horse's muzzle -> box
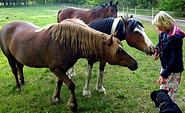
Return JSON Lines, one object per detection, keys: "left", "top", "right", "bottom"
{"left": 149, "top": 46, "right": 155, "bottom": 54}
{"left": 129, "top": 61, "right": 138, "bottom": 71}
{"left": 145, "top": 46, "right": 155, "bottom": 56}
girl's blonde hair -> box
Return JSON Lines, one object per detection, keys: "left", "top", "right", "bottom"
{"left": 152, "top": 11, "right": 175, "bottom": 30}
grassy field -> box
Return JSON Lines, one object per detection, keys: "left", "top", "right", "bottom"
{"left": 0, "top": 6, "right": 185, "bottom": 113}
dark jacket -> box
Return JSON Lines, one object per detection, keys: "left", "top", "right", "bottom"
{"left": 155, "top": 25, "right": 184, "bottom": 78}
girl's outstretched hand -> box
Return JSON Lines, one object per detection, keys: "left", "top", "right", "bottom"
{"left": 153, "top": 52, "right": 158, "bottom": 61}
{"left": 157, "top": 75, "right": 165, "bottom": 85}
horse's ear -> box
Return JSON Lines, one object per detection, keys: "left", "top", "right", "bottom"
{"left": 130, "top": 15, "right": 134, "bottom": 18}
{"left": 115, "top": 1, "right": 118, "bottom": 5}
{"left": 121, "top": 16, "right": 129, "bottom": 26}
{"left": 113, "top": 30, "right": 118, "bottom": 37}
{"left": 106, "top": 36, "right": 113, "bottom": 46}
{"left": 110, "top": 1, "right": 113, "bottom": 6}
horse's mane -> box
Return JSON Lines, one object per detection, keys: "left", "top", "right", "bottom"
{"left": 90, "top": 18, "right": 143, "bottom": 34}
{"left": 89, "top": 18, "right": 126, "bottom": 41}
{"left": 89, "top": 18, "right": 115, "bottom": 34}
{"left": 89, "top": 18, "right": 145, "bottom": 41}
{"left": 92, "top": 4, "right": 108, "bottom": 10}
{"left": 128, "top": 19, "right": 144, "bottom": 32}
{"left": 45, "top": 19, "right": 119, "bottom": 58}
{"left": 92, "top": 2, "right": 117, "bottom": 10}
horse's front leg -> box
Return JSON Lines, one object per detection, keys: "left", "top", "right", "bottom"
{"left": 51, "top": 68, "right": 78, "bottom": 112}
{"left": 83, "top": 60, "right": 94, "bottom": 98}
{"left": 96, "top": 61, "right": 106, "bottom": 94}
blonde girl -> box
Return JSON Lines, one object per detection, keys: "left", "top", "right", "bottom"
{"left": 152, "top": 11, "right": 185, "bottom": 101}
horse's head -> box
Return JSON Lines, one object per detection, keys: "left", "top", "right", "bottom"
{"left": 104, "top": 36, "right": 138, "bottom": 71}
{"left": 104, "top": 1, "right": 118, "bottom": 18}
{"left": 121, "top": 17, "right": 155, "bottom": 55}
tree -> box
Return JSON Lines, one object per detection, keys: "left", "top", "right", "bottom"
{"left": 158, "top": 0, "right": 185, "bottom": 12}
{"left": 136, "top": 0, "right": 159, "bottom": 8}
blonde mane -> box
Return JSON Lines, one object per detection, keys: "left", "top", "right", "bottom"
{"left": 46, "top": 19, "right": 119, "bottom": 58}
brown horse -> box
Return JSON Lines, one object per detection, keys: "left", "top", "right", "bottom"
{"left": 68, "top": 17, "right": 155, "bottom": 97}
{"left": 57, "top": 1, "right": 118, "bottom": 24}
{"left": 0, "top": 19, "right": 137, "bottom": 112}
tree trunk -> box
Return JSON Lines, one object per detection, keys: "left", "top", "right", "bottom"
{"left": 3, "top": 0, "right": 6, "bottom": 6}
{"left": 24, "top": 0, "right": 26, "bottom": 5}
{"left": 7, "top": 1, "right": 10, "bottom": 6}
{"left": 15, "top": 0, "right": 17, "bottom": 5}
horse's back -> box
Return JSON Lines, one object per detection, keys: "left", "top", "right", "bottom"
{"left": 58, "top": 7, "right": 85, "bottom": 23}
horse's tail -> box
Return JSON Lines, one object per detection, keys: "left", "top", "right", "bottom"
{"left": 57, "top": 10, "right": 62, "bottom": 23}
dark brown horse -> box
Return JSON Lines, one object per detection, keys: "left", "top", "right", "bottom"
{"left": 57, "top": 1, "right": 118, "bottom": 24}
{"left": 0, "top": 19, "right": 137, "bottom": 112}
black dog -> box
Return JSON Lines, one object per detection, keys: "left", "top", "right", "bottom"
{"left": 150, "top": 89, "right": 182, "bottom": 113}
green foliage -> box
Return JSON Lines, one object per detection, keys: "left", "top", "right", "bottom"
{"left": 158, "top": 0, "right": 185, "bottom": 12}
{"left": 0, "top": 0, "right": 185, "bottom": 13}
{"left": 0, "top": 6, "right": 185, "bottom": 113}
{"left": 36, "top": 0, "right": 44, "bottom": 4}
{"left": 84, "top": 0, "right": 109, "bottom": 6}
{"left": 136, "top": 0, "right": 159, "bottom": 8}
{"left": 84, "top": 0, "right": 96, "bottom": 5}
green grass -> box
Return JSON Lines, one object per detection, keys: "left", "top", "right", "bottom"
{"left": 0, "top": 6, "right": 185, "bottom": 113}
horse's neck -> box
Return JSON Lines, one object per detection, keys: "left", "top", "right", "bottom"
{"left": 90, "top": 18, "right": 126, "bottom": 41}
{"left": 89, "top": 7, "right": 106, "bottom": 18}
{"left": 79, "top": 36, "right": 106, "bottom": 60}
{"left": 115, "top": 20, "right": 126, "bottom": 41}
{"left": 80, "top": 43, "right": 105, "bottom": 60}
{"left": 89, "top": 19, "right": 114, "bottom": 35}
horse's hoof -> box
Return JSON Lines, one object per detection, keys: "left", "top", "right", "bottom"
{"left": 53, "top": 96, "right": 60, "bottom": 102}
{"left": 68, "top": 101, "right": 78, "bottom": 112}
{"left": 16, "top": 87, "right": 21, "bottom": 92}
{"left": 96, "top": 86, "right": 106, "bottom": 94}
{"left": 21, "top": 80, "right": 25, "bottom": 85}
{"left": 82, "top": 90, "right": 91, "bottom": 98}
{"left": 20, "top": 80, "right": 25, "bottom": 85}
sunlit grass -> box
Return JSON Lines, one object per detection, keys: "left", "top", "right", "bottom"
{"left": 0, "top": 6, "right": 185, "bottom": 113}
